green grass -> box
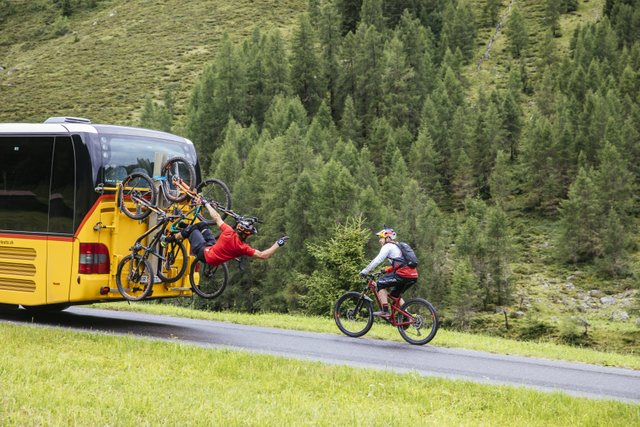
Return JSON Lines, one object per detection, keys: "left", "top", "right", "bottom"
{"left": 1, "top": 322, "right": 638, "bottom": 426}
{"left": 93, "top": 302, "right": 640, "bottom": 370}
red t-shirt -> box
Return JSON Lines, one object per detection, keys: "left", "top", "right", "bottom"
{"left": 203, "top": 223, "right": 256, "bottom": 266}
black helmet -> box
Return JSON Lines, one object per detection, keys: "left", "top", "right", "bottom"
{"left": 235, "top": 219, "right": 257, "bottom": 236}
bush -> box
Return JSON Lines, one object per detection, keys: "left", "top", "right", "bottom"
{"left": 300, "top": 217, "right": 369, "bottom": 315}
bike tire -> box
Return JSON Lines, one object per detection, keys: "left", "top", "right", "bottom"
{"left": 161, "top": 157, "right": 196, "bottom": 203}
{"left": 396, "top": 298, "right": 439, "bottom": 345}
{"left": 334, "top": 291, "right": 374, "bottom": 338}
{"left": 119, "top": 172, "right": 157, "bottom": 220}
{"left": 116, "top": 254, "right": 154, "bottom": 301}
{"left": 195, "top": 178, "right": 232, "bottom": 220}
{"left": 189, "top": 258, "right": 229, "bottom": 299}
{"left": 155, "top": 238, "right": 188, "bottom": 283}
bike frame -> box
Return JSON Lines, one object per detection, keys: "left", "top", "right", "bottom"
{"left": 364, "top": 277, "right": 415, "bottom": 328}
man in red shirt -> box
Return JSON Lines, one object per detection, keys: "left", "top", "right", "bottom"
{"left": 168, "top": 200, "right": 288, "bottom": 265}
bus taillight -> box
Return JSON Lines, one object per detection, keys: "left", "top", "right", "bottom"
{"left": 79, "top": 243, "right": 110, "bottom": 274}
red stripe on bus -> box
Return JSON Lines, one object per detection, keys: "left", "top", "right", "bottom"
{"left": 0, "top": 233, "right": 73, "bottom": 242}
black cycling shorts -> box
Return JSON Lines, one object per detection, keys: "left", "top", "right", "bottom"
{"left": 377, "top": 272, "right": 416, "bottom": 297}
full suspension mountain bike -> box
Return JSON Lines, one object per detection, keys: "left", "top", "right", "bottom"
{"left": 334, "top": 273, "right": 439, "bottom": 345}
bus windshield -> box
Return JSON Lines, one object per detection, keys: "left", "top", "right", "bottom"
{"left": 100, "top": 134, "right": 196, "bottom": 184}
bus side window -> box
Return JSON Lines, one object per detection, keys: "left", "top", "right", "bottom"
{"left": 49, "top": 136, "right": 75, "bottom": 234}
{"left": 0, "top": 136, "right": 53, "bottom": 233}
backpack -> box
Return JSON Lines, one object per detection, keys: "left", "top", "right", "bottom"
{"left": 393, "top": 242, "right": 418, "bottom": 268}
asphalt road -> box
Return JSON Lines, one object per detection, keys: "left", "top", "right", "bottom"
{"left": 1, "top": 305, "right": 639, "bottom": 403}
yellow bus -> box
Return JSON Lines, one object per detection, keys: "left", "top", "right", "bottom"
{"left": 0, "top": 117, "right": 200, "bottom": 310}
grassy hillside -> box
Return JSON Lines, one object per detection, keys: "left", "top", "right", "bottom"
{"left": 0, "top": 0, "right": 305, "bottom": 124}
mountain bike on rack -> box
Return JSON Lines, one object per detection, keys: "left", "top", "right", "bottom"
{"left": 118, "top": 156, "right": 198, "bottom": 220}
{"left": 334, "top": 273, "right": 439, "bottom": 345}
{"left": 115, "top": 199, "right": 187, "bottom": 301}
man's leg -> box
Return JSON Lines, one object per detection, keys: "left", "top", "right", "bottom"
{"left": 375, "top": 273, "right": 400, "bottom": 318}
{"left": 186, "top": 229, "right": 208, "bottom": 261}
{"left": 201, "top": 227, "right": 217, "bottom": 245}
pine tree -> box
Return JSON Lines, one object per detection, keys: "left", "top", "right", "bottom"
{"left": 262, "top": 29, "right": 292, "bottom": 101}
{"left": 415, "top": 198, "right": 451, "bottom": 306}
{"left": 396, "top": 10, "right": 436, "bottom": 131}
{"left": 318, "top": 1, "right": 343, "bottom": 118}
{"left": 558, "top": 167, "right": 602, "bottom": 263}
{"left": 489, "top": 150, "right": 512, "bottom": 208}
{"left": 594, "top": 142, "right": 636, "bottom": 220}
{"left": 439, "top": 0, "right": 477, "bottom": 63}
{"left": 484, "top": 205, "right": 512, "bottom": 306}
{"left": 506, "top": 7, "right": 528, "bottom": 59}
{"left": 545, "top": 0, "right": 561, "bottom": 37}
{"left": 263, "top": 95, "right": 309, "bottom": 137}
{"left": 359, "top": 0, "right": 385, "bottom": 31}
{"left": 598, "top": 207, "right": 630, "bottom": 276}
{"left": 339, "top": 95, "right": 363, "bottom": 146}
{"left": 353, "top": 24, "right": 385, "bottom": 129}
{"left": 380, "top": 34, "right": 418, "bottom": 129}
{"left": 335, "top": 0, "right": 363, "bottom": 35}
{"left": 448, "top": 255, "right": 482, "bottom": 329}
{"left": 290, "top": 13, "right": 326, "bottom": 115}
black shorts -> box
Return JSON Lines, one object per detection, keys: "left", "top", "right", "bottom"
{"left": 376, "top": 272, "right": 416, "bottom": 297}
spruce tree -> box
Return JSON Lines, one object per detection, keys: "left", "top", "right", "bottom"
{"left": 359, "top": 0, "right": 385, "bottom": 31}
{"left": 381, "top": 34, "right": 418, "bottom": 129}
{"left": 558, "top": 167, "right": 602, "bottom": 263}
{"left": 290, "top": 13, "right": 326, "bottom": 116}
{"left": 339, "top": 95, "right": 363, "bottom": 146}
{"left": 318, "top": 1, "right": 343, "bottom": 118}
{"left": 506, "top": 7, "right": 528, "bottom": 59}
{"left": 485, "top": 205, "right": 512, "bottom": 306}
{"left": 489, "top": 150, "right": 512, "bottom": 208}
{"left": 416, "top": 198, "right": 451, "bottom": 306}
{"left": 449, "top": 252, "right": 482, "bottom": 329}
{"left": 598, "top": 207, "right": 630, "bottom": 276}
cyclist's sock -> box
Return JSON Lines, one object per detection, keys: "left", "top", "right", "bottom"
{"left": 382, "top": 304, "right": 389, "bottom": 313}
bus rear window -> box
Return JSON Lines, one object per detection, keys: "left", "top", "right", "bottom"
{"left": 100, "top": 135, "right": 195, "bottom": 184}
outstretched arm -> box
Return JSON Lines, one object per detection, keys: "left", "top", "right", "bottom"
{"left": 253, "top": 236, "right": 289, "bottom": 260}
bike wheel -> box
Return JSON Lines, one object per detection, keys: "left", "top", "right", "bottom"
{"left": 196, "top": 178, "right": 232, "bottom": 220}
{"left": 119, "top": 172, "right": 157, "bottom": 220}
{"left": 116, "top": 254, "right": 154, "bottom": 301}
{"left": 396, "top": 298, "right": 439, "bottom": 345}
{"left": 161, "top": 156, "right": 196, "bottom": 203}
{"left": 155, "top": 238, "right": 187, "bottom": 283}
{"left": 189, "top": 258, "right": 228, "bottom": 299}
{"left": 334, "top": 291, "right": 373, "bottom": 338}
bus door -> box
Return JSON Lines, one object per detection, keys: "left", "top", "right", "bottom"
{"left": 0, "top": 135, "right": 54, "bottom": 305}
{"left": 46, "top": 135, "right": 76, "bottom": 304}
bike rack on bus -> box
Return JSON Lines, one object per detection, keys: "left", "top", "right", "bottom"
{"left": 92, "top": 157, "right": 195, "bottom": 299}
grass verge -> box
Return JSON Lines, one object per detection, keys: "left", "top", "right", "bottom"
{"left": 93, "top": 302, "right": 640, "bottom": 370}
{"left": 1, "top": 322, "right": 638, "bottom": 426}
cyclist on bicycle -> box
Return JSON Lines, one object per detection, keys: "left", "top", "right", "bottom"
{"left": 166, "top": 200, "right": 288, "bottom": 265}
{"left": 359, "top": 227, "right": 418, "bottom": 318}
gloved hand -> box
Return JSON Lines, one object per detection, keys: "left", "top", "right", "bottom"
{"left": 359, "top": 271, "right": 368, "bottom": 278}
{"left": 277, "top": 236, "right": 289, "bottom": 247}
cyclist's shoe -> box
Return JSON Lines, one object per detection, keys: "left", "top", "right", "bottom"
{"left": 373, "top": 310, "right": 391, "bottom": 319}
